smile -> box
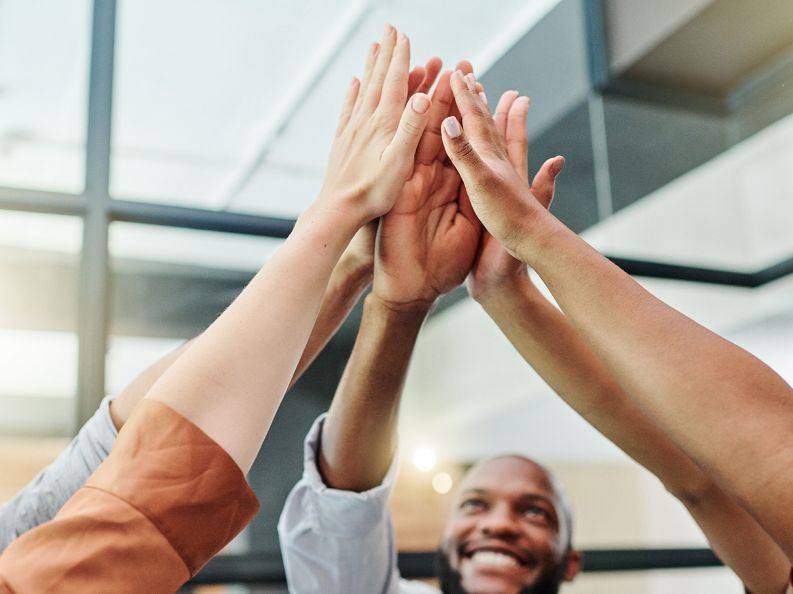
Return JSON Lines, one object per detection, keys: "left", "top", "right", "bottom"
{"left": 470, "top": 550, "right": 522, "bottom": 568}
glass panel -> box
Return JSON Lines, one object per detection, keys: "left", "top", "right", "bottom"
{"left": 583, "top": 109, "right": 793, "bottom": 273}
{"left": 106, "top": 221, "right": 283, "bottom": 398}
{"left": 0, "top": 0, "right": 92, "bottom": 193}
{"left": 0, "top": 210, "right": 82, "bottom": 436}
{"left": 110, "top": 0, "right": 561, "bottom": 216}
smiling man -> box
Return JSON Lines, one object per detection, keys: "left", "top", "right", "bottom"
{"left": 438, "top": 457, "right": 580, "bottom": 594}
{"left": 277, "top": 63, "right": 574, "bottom": 593}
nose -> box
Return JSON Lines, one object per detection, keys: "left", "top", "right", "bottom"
{"left": 478, "top": 501, "right": 520, "bottom": 540}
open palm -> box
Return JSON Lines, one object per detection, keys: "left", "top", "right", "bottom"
{"left": 374, "top": 65, "right": 482, "bottom": 308}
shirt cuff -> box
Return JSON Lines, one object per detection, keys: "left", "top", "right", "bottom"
{"left": 298, "top": 413, "right": 400, "bottom": 537}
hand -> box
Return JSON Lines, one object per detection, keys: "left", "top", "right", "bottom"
{"left": 373, "top": 62, "right": 482, "bottom": 310}
{"left": 441, "top": 71, "right": 560, "bottom": 261}
{"left": 465, "top": 91, "right": 564, "bottom": 302}
{"left": 315, "top": 25, "right": 432, "bottom": 226}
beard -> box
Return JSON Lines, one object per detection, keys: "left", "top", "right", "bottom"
{"left": 436, "top": 549, "right": 568, "bottom": 594}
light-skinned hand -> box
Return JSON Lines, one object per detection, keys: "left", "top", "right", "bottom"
{"left": 315, "top": 25, "right": 433, "bottom": 227}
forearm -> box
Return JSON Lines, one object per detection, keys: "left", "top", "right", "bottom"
{"left": 319, "top": 294, "right": 430, "bottom": 491}
{"left": 480, "top": 275, "right": 791, "bottom": 593}
{"left": 145, "top": 205, "right": 362, "bottom": 474}
{"left": 289, "top": 255, "right": 372, "bottom": 389}
{"left": 519, "top": 212, "right": 793, "bottom": 555}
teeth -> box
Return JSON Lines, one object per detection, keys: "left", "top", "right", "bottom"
{"left": 471, "top": 551, "right": 519, "bottom": 568}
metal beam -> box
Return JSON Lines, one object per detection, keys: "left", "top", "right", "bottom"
{"left": 110, "top": 199, "right": 295, "bottom": 238}
{"left": 0, "top": 187, "right": 87, "bottom": 217}
{"left": 186, "top": 548, "right": 724, "bottom": 585}
{"left": 76, "top": 0, "right": 116, "bottom": 430}
{"left": 608, "top": 255, "right": 793, "bottom": 288}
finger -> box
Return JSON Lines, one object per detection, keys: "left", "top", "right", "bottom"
{"left": 354, "top": 41, "right": 380, "bottom": 116}
{"left": 381, "top": 93, "right": 432, "bottom": 174}
{"left": 506, "top": 96, "right": 530, "bottom": 183}
{"left": 441, "top": 115, "right": 491, "bottom": 191}
{"left": 362, "top": 25, "right": 399, "bottom": 112}
{"left": 335, "top": 76, "right": 360, "bottom": 137}
{"left": 493, "top": 90, "right": 520, "bottom": 136}
{"left": 463, "top": 73, "right": 492, "bottom": 117}
{"left": 530, "top": 156, "right": 565, "bottom": 210}
{"left": 378, "top": 31, "right": 411, "bottom": 115}
{"left": 474, "top": 82, "right": 491, "bottom": 115}
{"left": 407, "top": 65, "right": 426, "bottom": 97}
{"left": 447, "top": 62, "right": 472, "bottom": 125}
{"left": 415, "top": 70, "right": 454, "bottom": 165}
{"left": 455, "top": 60, "right": 473, "bottom": 76}
{"left": 417, "top": 57, "right": 442, "bottom": 95}
{"left": 450, "top": 70, "right": 492, "bottom": 145}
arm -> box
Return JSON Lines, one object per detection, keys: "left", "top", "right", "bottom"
{"left": 442, "top": 71, "right": 793, "bottom": 567}
{"left": 468, "top": 94, "right": 791, "bottom": 594}
{"left": 319, "top": 63, "right": 482, "bottom": 492}
{"left": 279, "top": 61, "right": 481, "bottom": 594}
{"left": 0, "top": 50, "right": 445, "bottom": 557}
{"left": 0, "top": 26, "right": 432, "bottom": 589}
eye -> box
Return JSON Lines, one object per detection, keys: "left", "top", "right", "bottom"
{"left": 523, "top": 505, "right": 551, "bottom": 523}
{"left": 459, "top": 498, "right": 487, "bottom": 513}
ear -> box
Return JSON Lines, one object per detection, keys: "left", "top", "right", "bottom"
{"left": 563, "top": 549, "right": 583, "bottom": 582}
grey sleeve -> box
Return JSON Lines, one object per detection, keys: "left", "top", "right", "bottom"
{"left": 0, "top": 395, "right": 118, "bottom": 553}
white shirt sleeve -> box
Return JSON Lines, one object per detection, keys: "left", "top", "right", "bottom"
{"left": 278, "top": 414, "right": 439, "bottom": 594}
{"left": 0, "top": 395, "right": 118, "bottom": 553}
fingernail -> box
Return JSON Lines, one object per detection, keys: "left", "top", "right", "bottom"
{"left": 397, "top": 32, "right": 407, "bottom": 44}
{"left": 552, "top": 156, "right": 565, "bottom": 176}
{"left": 465, "top": 73, "right": 476, "bottom": 86}
{"left": 455, "top": 70, "right": 466, "bottom": 83}
{"left": 349, "top": 76, "right": 358, "bottom": 87}
{"left": 479, "top": 92, "right": 487, "bottom": 105}
{"left": 383, "top": 24, "right": 392, "bottom": 37}
{"left": 412, "top": 94, "right": 430, "bottom": 114}
{"left": 369, "top": 42, "right": 379, "bottom": 56}
{"left": 443, "top": 117, "right": 462, "bottom": 138}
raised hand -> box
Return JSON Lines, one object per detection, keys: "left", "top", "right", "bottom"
{"left": 315, "top": 25, "right": 432, "bottom": 227}
{"left": 465, "top": 90, "right": 564, "bottom": 303}
{"left": 441, "top": 71, "right": 558, "bottom": 263}
{"left": 373, "top": 62, "right": 482, "bottom": 309}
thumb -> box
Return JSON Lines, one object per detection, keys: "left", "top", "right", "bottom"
{"left": 441, "top": 116, "right": 490, "bottom": 185}
{"left": 382, "top": 93, "right": 431, "bottom": 169}
{"left": 530, "top": 156, "right": 565, "bottom": 210}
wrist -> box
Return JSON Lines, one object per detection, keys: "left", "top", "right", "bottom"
{"left": 364, "top": 292, "right": 433, "bottom": 327}
{"left": 477, "top": 271, "right": 541, "bottom": 315}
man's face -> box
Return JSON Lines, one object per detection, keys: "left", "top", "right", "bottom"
{"left": 440, "top": 457, "right": 579, "bottom": 594}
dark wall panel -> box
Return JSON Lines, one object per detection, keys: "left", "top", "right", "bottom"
{"left": 480, "top": 0, "right": 591, "bottom": 141}
{"left": 528, "top": 101, "right": 600, "bottom": 233}
{"left": 604, "top": 96, "right": 727, "bottom": 213}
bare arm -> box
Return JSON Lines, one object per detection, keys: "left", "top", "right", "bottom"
{"left": 461, "top": 91, "right": 788, "bottom": 594}
{"left": 319, "top": 63, "right": 482, "bottom": 491}
{"left": 443, "top": 70, "right": 793, "bottom": 567}
{"left": 142, "top": 27, "right": 432, "bottom": 474}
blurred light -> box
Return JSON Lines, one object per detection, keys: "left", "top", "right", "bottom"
{"left": 432, "top": 472, "right": 453, "bottom": 494}
{"left": 413, "top": 447, "right": 436, "bottom": 471}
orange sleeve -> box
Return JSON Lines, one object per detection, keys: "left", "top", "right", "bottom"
{"left": 0, "top": 399, "right": 260, "bottom": 594}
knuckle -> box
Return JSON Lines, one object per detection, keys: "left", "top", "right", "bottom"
{"left": 400, "top": 115, "right": 423, "bottom": 137}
